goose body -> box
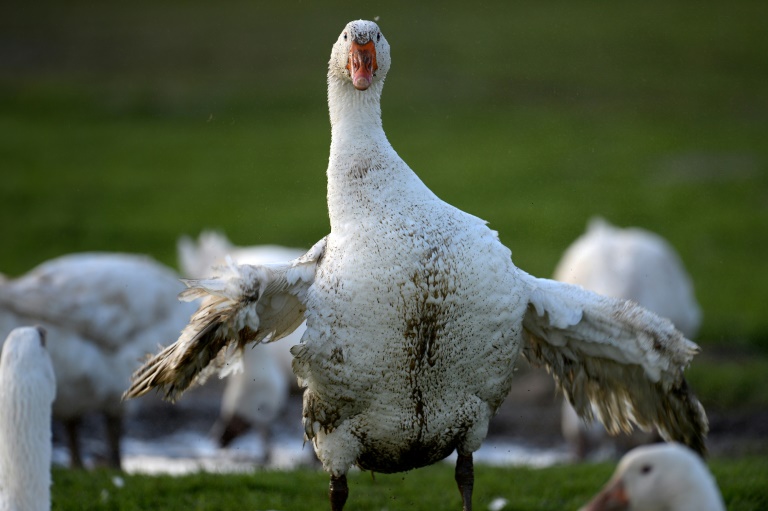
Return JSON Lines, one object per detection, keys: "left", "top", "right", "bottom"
{"left": 580, "top": 443, "right": 725, "bottom": 511}
{"left": 553, "top": 218, "right": 701, "bottom": 338}
{"left": 0, "top": 253, "right": 198, "bottom": 468}
{"left": 126, "top": 20, "right": 707, "bottom": 510}
{"left": 0, "top": 327, "right": 56, "bottom": 511}
{"left": 178, "top": 231, "right": 302, "bottom": 456}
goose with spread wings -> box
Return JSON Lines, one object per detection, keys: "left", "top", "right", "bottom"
{"left": 125, "top": 19, "right": 707, "bottom": 511}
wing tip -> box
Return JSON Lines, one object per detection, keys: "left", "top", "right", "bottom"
{"left": 658, "top": 376, "right": 709, "bottom": 457}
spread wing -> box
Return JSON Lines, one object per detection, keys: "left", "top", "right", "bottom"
{"left": 520, "top": 273, "right": 708, "bottom": 455}
{"left": 124, "top": 237, "right": 326, "bottom": 402}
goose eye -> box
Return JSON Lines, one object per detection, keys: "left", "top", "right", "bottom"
{"left": 640, "top": 464, "right": 653, "bottom": 475}
{"left": 377, "top": 32, "right": 381, "bottom": 42}
{"left": 343, "top": 32, "right": 347, "bottom": 41}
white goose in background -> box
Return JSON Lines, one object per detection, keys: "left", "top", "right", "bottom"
{"left": 554, "top": 218, "right": 702, "bottom": 461}
{"left": 0, "top": 327, "right": 56, "bottom": 511}
{"left": 580, "top": 443, "right": 725, "bottom": 511}
{"left": 178, "top": 231, "right": 304, "bottom": 460}
{"left": 0, "top": 253, "right": 198, "bottom": 469}
{"left": 125, "top": 20, "right": 708, "bottom": 511}
{"left": 553, "top": 218, "right": 701, "bottom": 338}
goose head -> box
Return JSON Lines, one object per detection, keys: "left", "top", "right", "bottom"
{"left": 1, "top": 326, "right": 56, "bottom": 393}
{"left": 328, "top": 20, "right": 391, "bottom": 92}
{"left": 2, "top": 327, "right": 45, "bottom": 366}
{"left": 580, "top": 443, "right": 724, "bottom": 511}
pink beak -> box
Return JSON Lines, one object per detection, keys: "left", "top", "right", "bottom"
{"left": 580, "top": 478, "right": 629, "bottom": 511}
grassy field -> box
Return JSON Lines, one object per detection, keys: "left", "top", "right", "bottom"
{"left": 4, "top": 2, "right": 768, "bottom": 411}
{"left": 3, "top": 1, "right": 768, "bottom": 506}
{"left": 2, "top": 1, "right": 767, "bottom": 350}
{"left": 51, "top": 458, "right": 768, "bottom": 510}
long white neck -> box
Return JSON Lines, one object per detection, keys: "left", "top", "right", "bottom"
{"left": 0, "top": 367, "right": 53, "bottom": 511}
{"left": 327, "top": 73, "right": 384, "bottom": 134}
{"left": 325, "top": 72, "right": 435, "bottom": 232}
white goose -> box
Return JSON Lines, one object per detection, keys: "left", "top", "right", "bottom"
{"left": 0, "top": 327, "right": 56, "bottom": 511}
{"left": 555, "top": 218, "right": 702, "bottom": 461}
{"left": 580, "top": 443, "right": 725, "bottom": 511}
{"left": 0, "top": 253, "right": 198, "bottom": 469}
{"left": 178, "top": 231, "right": 302, "bottom": 458}
{"left": 553, "top": 218, "right": 701, "bottom": 339}
{"left": 125, "top": 20, "right": 708, "bottom": 511}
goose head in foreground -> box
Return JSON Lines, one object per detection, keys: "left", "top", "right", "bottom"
{"left": 0, "top": 326, "right": 56, "bottom": 511}
{"left": 125, "top": 20, "right": 707, "bottom": 511}
{"left": 580, "top": 443, "right": 725, "bottom": 511}
{"left": 328, "top": 19, "right": 390, "bottom": 93}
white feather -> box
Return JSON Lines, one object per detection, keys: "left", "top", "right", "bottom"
{"left": 580, "top": 443, "right": 725, "bottom": 511}
{"left": 553, "top": 218, "right": 703, "bottom": 459}
{"left": 553, "top": 218, "right": 701, "bottom": 338}
{"left": 177, "top": 231, "right": 303, "bottom": 452}
{"left": 0, "top": 253, "right": 198, "bottom": 468}
{"left": 126, "top": 20, "right": 708, "bottom": 509}
{"left": 0, "top": 327, "right": 56, "bottom": 511}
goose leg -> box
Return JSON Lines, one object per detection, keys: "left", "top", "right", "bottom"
{"left": 455, "top": 452, "right": 474, "bottom": 511}
{"left": 64, "top": 417, "right": 84, "bottom": 469}
{"left": 329, "top": 474, "right": 349, "bottom": 511}
{"left": 104, "top": 411, "right": 123, "bottom": 469}
{"left": 259, "top": 423, "right": 273, "bottom": 466}
{"left": 212, "top": 413, "right": 251, "bottom": 448}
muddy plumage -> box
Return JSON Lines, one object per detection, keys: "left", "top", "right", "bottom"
{"left": 125, "top": 20, "right": 707, "bottom": 511}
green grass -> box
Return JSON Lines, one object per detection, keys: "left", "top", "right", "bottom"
{"left": 686, "top": 354, "right": 768, "bottom": 410}
{"left": 3, "top": 1, "right": 766, "bottom": 351}
{"left": 3, "top": 1, "right": 768, "bottom": 415}
{"left": 3, "top": 4, "right": 766, "bottom": 507}
{"left": 51, "top": 457, "right": 768, "bottom": 510}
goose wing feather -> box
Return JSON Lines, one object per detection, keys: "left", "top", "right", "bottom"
{"left": 521, "top": 273, "right": 708, "bottom": 455}
{"left": 124, "top": 237, "right": 326, "bottom": 402}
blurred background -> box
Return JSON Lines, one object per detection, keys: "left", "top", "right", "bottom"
{"left": 2, "top": 0, "right": 767, "bottom": 459}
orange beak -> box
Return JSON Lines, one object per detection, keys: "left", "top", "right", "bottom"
{"left": 579, "top": 479, "right": 629, "bottom": 511}
{"left": 347, "top": 40, "right": 378, "bottom": 91}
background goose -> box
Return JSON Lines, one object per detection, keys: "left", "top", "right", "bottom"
{"left": 178, "top": 231, "right": 303, "bottom": 460}
{"left": 580, "top": 443, "right": 725, "bottom": 511}
{"left": 126, "top": 20, "right": 707, "bottom": 511}
{"left": 0, "top": 326, "right": 56, "bottom": 511}
{"left": 553, "top": 218, "right": 701, "bottom": 338}
{"left": 554, "top": 218, "right": 702, "bottom": 461}
{"left": 0, "top": 253, "right": 198, "bottom": 469}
